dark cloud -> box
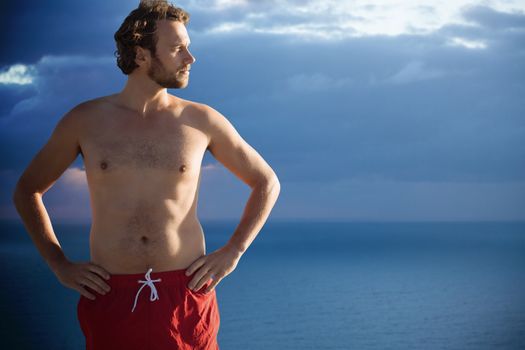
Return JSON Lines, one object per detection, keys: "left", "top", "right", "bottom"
{"left": 1, "top": 0, "right": 524, "bottom": 220}
{"left": 1, "top": 0, "right": 133, "bottom": 66}
{"left": 0, "top": 55, "right": 123, "bottom": 171}
{"left": 0, "top": 85, "right": 36, "bottom": 117}
{"left": 462, "top": 5, "right": 525, "bottom": 29}
{"left": 435, "top": 5, "right": 525, "bottom": 54}
{"left": 188, "top": 25, "right": 525, "bottom": 184}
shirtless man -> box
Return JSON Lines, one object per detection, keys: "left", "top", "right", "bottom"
{"left": 12, "top": 1, "right": 280, "bottom": 349}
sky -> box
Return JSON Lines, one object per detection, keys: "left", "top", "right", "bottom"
{"left": 0, "top": 0, "right": 524, "bottom": 223}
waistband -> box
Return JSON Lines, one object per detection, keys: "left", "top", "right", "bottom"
{"left": 107, "top": 267, "right": 192, "bottom": 288}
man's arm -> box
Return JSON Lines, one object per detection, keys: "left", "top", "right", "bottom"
{"left": 204, "top": 104, "right": 280, "bottom": 254}
{"left": 181, "top": 104, "right": 281, "bottom": 292}
{"left": 12, "top": 106, "right": 82, "bottom": 273}
{"left": 12, "top": 104, "right": 111, "bottom": 300}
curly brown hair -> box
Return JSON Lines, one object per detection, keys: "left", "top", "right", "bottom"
{"left": 114, "top": 0, "right": 190, "bottom": 75}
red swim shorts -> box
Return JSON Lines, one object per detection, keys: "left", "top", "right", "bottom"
{"left": 77, "top": 267, "right": 220, "bottom": 350}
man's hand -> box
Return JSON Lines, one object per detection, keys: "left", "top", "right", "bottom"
{"left": 53, "top": 260, "right": 112, "bottom": 300}
{"left": 185, "top": 244, "right": 243, "bottom": 293}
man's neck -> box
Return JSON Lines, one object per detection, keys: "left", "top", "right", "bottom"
{"left": 115, "top": 75, "right": 173, "bottom": 117}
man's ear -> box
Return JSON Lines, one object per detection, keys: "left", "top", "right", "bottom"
{"left": 134, "top": 46, "right": 149, "bottom": 67}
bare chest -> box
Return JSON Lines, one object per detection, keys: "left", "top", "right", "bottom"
{"left": 78, "top": 109, "right": 209, "bottom": 183}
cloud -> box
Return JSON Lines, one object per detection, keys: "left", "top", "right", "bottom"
{"left": 186, "top": 0, "right": 249, "bottom": 11}
{"left": 446, "top": 37, "right": 487, "bottom": 49}
{"left": 205, "top": 21, "right": 252, "bottom": 34}
{"left": 462, "top": 4, "right": 525, "bottom": 30}
{"left": 1, "top": 0, "right": 524, "bottom": 221}
{"left": 0, "top": 54, "right": 122, "bottom": 177}
{"left": 0, "top": 54, "right": 119, "bottom": 130}
{"left": 202, "top": 163, "right": 221, "bottom": 171}
{"left": 286, "top": 73, "right": 352, "bottom": 92}
{"left": 279, "top": 177, "right": 525, "bottom": 221}
{"left": 60, "top": 167, "right": 88, "bottom": 188}
{"left": 0, "top": 64, "right": 37, "bottom": 85}
{"left": 384, "top": 61, "right": 446, "bottom": 85}
{"left": 184, "top": 0, "right": 525, "bottom": 42}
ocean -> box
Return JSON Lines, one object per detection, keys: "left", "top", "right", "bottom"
{"left": 1, "top": 220, "right": 524, "bottom": 349}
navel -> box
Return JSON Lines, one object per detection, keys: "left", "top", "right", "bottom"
{"left": 140, "top": 236, "right": 149, "bottom": 244}
{"left": 179, "top": 164, "right": 187, "bottom": 172}
{"left": 100, "top": 161, "right": 108, "bottom": 170}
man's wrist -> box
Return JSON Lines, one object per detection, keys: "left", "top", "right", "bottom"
{"left": 48, "top": 254, "right": 70, "bottom": 274}
{"left": 225, "top": 241, "right": 246, "bottom": 256}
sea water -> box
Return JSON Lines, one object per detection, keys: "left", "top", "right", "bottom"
{"left": 1, "top": 220, "right": 524, "bottom": 350}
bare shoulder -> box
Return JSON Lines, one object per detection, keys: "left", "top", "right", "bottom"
{"left": 177, "top": 99, "right": 232, "bottom": 135}
{"left": 171, "top": 96, "right": 210, "bottom": 117}
{"left": 62, "top": 96, "right": 108, "bottom": 122}
{"left": 74, "top": 95, "right": 115, "bottom": 114}
{"left": 51, "top": 101, "right": 90, "bottom": 134}
{"left": 170, "top": 95, "right": 220, "bottom": 120}
{"left": 59, "top": 95, "right": 119, "bottom": 133}
{"left": 171, "top": 95, "right": 232, "bottom": 145}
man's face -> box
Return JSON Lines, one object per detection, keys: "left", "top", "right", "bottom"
{"left": 146, "top": 20, "right": 195, "bottom": 89}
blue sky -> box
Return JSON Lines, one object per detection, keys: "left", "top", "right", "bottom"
{"left": 1, "top": 0, "right": 524, "bottom": 222}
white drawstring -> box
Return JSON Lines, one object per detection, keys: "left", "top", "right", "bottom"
{"left": 131, "top": 268, "right": 162, "bottom": 313}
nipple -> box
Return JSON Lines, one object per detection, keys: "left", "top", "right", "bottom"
{"left": 100, "top": 161, "right": 108, "bottom": 170}
{"left": 179, "top": 164, "right": 187, "bottom": 172}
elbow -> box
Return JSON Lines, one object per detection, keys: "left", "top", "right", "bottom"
{"left": 12, "top": 182, "right": 25, "bottom": 205}
{"left": 271, "top": 176, "right": 281, "bottom": 192}
{"left": 12, "top": 180, "right": 36, "bottom": 205}
{"left": 260, "top": 174, "right": 280, "bottom": 193}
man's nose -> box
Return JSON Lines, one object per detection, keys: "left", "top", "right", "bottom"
{"left": 185, "top": 51, "right": 196, "bottom": 65}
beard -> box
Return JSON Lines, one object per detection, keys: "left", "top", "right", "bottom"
{"left": 147, "top": 55, "right": 188, "bottom": 89}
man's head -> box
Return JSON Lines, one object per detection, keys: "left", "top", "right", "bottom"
{"left": 114, "top": 0, "right": 195, "bottom": 89}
